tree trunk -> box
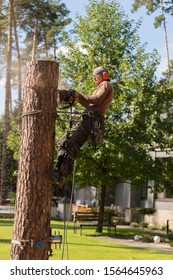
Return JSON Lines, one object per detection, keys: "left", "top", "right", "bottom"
{"left": 53, "top": 34, "right": 56, "bottom": 60}
{"left": 96, "top": 184, "right": 106, "bottom": 233}
{"left": 0, "top": 0, "right": 13, "bottom": 205}
{"left": 160, "top": 0, "right": 170, "bottom": 80}
{"left": 32, "top": 19, "right": 38, "bottom": 61}
{"left": 10, "top": 60, "right": 59, "bottom": 260}
{"left": 43, "top": 26, "right": 48, "bottom": 58}
{"left": 12, "top": 6, "right": 22, "bottom": 119}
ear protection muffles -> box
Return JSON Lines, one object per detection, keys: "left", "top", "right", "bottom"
{"left": 102, "top": 71, "right": 109, "bottom": 80}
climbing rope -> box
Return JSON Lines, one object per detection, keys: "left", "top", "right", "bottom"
{"left": 21, "top": 109, "right": 56, "bottom": 118}
{"left": 61, "top": 160, "right": 76, "bottom": 260}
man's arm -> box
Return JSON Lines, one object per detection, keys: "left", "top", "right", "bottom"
{"left": 78, "top": 82, "right": 111, "bottom": 107}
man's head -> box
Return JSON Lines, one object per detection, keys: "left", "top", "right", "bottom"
{"left": 93, "top": 66, "right": 109, "bottom": 85}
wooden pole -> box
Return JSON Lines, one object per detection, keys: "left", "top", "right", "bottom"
{"left": 10, "top": 60, "right": 59, "bottom": 260}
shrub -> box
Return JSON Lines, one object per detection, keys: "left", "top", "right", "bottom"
{"left": 139, "top": 222, "right": 148, "bottom": 228}
{"left": 148, "top": 224, "right": 158, "bottom": 230}
{"left": 130, "top": 222, "right": 139, "bottom": 227}
{"left": 142, "top": 235, "right": 153, "bottom": 243}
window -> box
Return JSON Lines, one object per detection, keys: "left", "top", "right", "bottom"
{"left": 140, "top": 183, "right": 148, "bottom": 199}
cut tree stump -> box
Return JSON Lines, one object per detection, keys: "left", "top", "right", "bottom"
{"left": 10, "top": 60, "right": 59, "bottom": 260}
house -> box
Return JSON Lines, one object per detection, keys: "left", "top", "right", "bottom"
{"left": 114, "top": 180, "right": 173, "bottom": 230}
{"left": 73, "top": 149, "right": 173, "bottom": 231}
{"left": 113, "top": 149, "right": 173, "bottom": 231}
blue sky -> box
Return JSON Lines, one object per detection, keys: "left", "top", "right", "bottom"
{"left": 63, "top": 0, "right": 172, "bottom": 71}
{"left": 0, "top": 0, "right": 172, "bottom": 115}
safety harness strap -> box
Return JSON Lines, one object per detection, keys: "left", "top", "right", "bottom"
{"left": 11, "top": 238, "right": 50, "bottom": 248}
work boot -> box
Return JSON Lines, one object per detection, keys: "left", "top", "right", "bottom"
{"left": 48, "top": 170, "right": 65, "bottom": 188}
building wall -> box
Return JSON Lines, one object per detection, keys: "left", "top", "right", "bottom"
{"left": 114, "top": 181, "right": 131, "bottom": 209}
{"left": 140, "top": 193, "right": 154, "bottom": 208}
{"left": 142, "top": 199, "right": 173, "bottom": 231}
{"left": 73, "top": 185, "right": 96, "bottom": 206}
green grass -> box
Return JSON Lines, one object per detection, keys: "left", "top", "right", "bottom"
{"left": 0, "top": 218, "right": 173, "bottom": 260}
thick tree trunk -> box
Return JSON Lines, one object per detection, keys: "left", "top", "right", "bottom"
{"left": 96, "top": 184, "right": 106, "bottom": 233}
{"left": 10, "top": 60, "right": 59, "bottom": 260}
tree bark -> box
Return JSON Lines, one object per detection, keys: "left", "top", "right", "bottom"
{"left": 96, "top": 184, "right": 106, "bottom": 233}
{"left": 43, "top": 26, "right": 48, "bottom": 58}
{"left": 32, "top": 19, "right": 38, "bottom": 61}
{"left": 10, "top": 60, "right": 59, "bottom": 260}
{"left": 160, "top": 0, "right": 170, "bottom": 80}
{"left": 12, "top": 5, "right": 22, "bottom": 119}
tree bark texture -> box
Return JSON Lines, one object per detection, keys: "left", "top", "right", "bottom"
{"left": 160, "top": 0, "right": 170, "bottom": 80}
{"left": 12, "top": 5, "right": 22, "bottom": 118}
{"left": 96, "top": 184, "right": 106, "bottom": 233}
{"left": 10, "top": 60, "right": 59, "bottom": 260}
{"left": 32, "top": 19, "right": 38, "bottom": 61}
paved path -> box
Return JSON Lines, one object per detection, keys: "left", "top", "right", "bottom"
{"left": 93, "top": 236, "right": 173, "bottom": 254}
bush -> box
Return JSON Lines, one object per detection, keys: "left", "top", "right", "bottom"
{"left": 130, "top": 222, "right": 139, "bottom": 227}
{"left": 139, "top": 222, "right": 148, "bottom": 228}
{"left": 148, "top": 224, "right": 158, "bottom": 230}
{"left": 142, "top": 235, "right": 153, "bottom": 243}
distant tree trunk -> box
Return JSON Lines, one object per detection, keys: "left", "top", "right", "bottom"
{"left": 32, "top": 19, "right": 38, "bottom": 60}
{"left": 43, "top": 26, "right": 48, "bottom": 58}
{"left": 160, "top": 0, "right": 170, "bottom": 80}
{"left": 53, "top": 34, "right": 56, "bottom": 60}
{"left": 0, "top": 0, "right": 13, "bottom": 205}
{"left": 96, "top": 184, "right": 106, "bottom": 233}
{"left": 10, "top": 60, "right": 59, "bottom": 260}
{"left": 12, "top": 6, "right": 22, "bottom": 119}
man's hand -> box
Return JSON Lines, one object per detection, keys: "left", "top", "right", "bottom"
{"left": 58, "top": 89, "right": 79, "bottom": 103}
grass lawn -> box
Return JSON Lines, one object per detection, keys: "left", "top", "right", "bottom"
{"left": 0, "top": 218, "right": 173, "bottom": 260}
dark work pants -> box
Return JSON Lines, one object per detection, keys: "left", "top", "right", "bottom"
{"left": 55, "top": 113, "right": 96, "bottom": 179}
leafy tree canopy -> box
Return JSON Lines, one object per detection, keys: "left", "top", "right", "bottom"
{"left": 58, "top": 0, "right": 173, "bottom": 193}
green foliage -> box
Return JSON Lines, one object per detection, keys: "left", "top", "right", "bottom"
{"left": 58, "top": 0, "right": 146, "bottom": 91}
{"left": 58, "top": 0, "right": 173, "bottom": 194}
{"left": 132, "top": 0, "right": 159, "bottom": 14}
{"left": 13, "top": 0, "right": 71, "bottom": 59}
{"left": 7, "top": 191, "right": 16, "bottom": 205}
{"left": 1, "top": 0, "right": 173, "bottom": 201}
{"left": 7, "top": 120, "right": 21, "bottom": 160}
{"left": 139, "top": 221, "right": 149, "bottom": 228}
{"left": 134, "top": 207, "right": 156, "bottom": 216}
{"left": 130, "top": 222, "right": 139, "bottom": 227}
{"left": 0, "top": 109, "right": 20, "bottom": 193}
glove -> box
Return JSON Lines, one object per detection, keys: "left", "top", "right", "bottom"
{"left": 68, "top": 89, "right": 79, "bottom": 102}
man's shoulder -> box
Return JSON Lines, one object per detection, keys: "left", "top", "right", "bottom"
{"left": 99, "top": 80, "right": 113, "bottom": 90}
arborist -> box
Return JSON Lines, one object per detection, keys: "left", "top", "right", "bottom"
{"left": 49, "top": 66, "right": 114, "bottom": 187}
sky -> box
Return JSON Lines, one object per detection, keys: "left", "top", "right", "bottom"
{"left": 0, "top": 0, "right": 173, "bottom": 115}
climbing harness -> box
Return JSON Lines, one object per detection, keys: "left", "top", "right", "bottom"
{"left": 82, "top": 110, "right": 105, "bottom": 148}
{"left": 91, "top": 118, "right": 105, "bottom": 148}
